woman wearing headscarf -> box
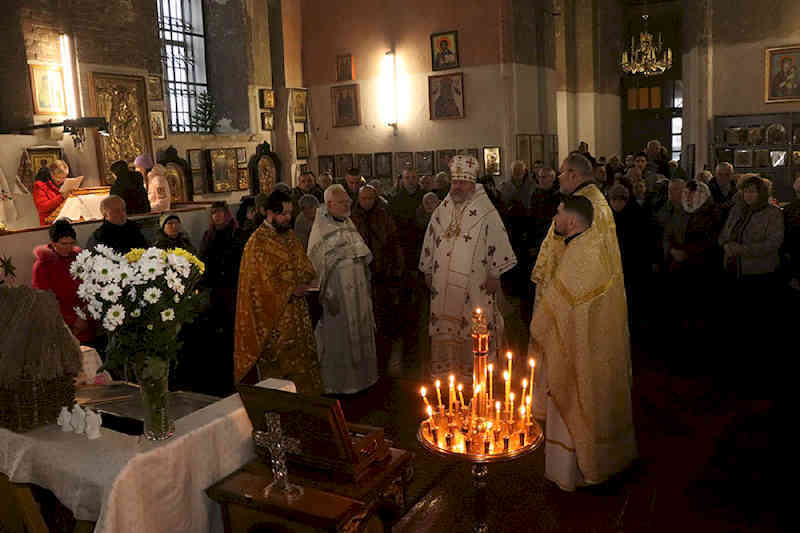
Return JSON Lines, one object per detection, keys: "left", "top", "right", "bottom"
{"left": 32, "top": 219, "right": 94, "bottom": 344}
{"left": 720, "top": 175, "right": 784, "bottom": 286}
{"left": 33, "top": 160, "right": 69, "bottom": 225}
{"left": 663, "top": 180, "right": 721, "bottom": 329}
{"left": 234, "top": 196, "right": 259, "bottom": 250}
{"left": 109, "top": 160, "right": 150, "bottom": 214}
{"left": 146, "top": 164, "right": 171, "bottom": 212}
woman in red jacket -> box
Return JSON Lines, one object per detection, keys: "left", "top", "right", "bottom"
{"left": 32, "top": 219, "right": 94, "bottom": 344}
{"left": 32, "top": 159, "right": 69, "bottom": 225}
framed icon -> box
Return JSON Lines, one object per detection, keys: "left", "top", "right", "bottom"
{"left": 259, "top": 88, "right": 275, "bottom": 109}
{"left": 296, "top": 132, "right": 310, "bottom": 159}
{"left": 331, "top": 84, "right": 361, "bottom": 127}
{"left": 29, "top": 63, "right": 66, "bottom": 115}
{"left": 430, "top": 30, "right": 459, "bottom": 71}
{"left": 483, "top": 146, "right": 501, "bottom": 176}
{"left": 429, "top": 72, "right": 464, "bottom": 120}
{"left": 147, "top": 75, "right": 163, "bottom": 101}
{"left": 150, "top": 110, "right": 166, "bottom": 140}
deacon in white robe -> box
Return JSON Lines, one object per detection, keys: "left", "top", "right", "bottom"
{"left": 308, "top": 184, "right": 378, "bottom": 394}
{"left": 419, "top": 155, "right": 517, "bottom": 383}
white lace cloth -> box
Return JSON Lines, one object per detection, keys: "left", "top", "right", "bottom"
{"left": 0, "top": 392, "right": 256, "bottom": 532}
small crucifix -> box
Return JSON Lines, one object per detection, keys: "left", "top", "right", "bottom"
{"left": 253, "top": 412, "right": 304, "bottom": 500}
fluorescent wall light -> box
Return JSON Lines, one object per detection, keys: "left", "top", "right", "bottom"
{"left": 379, "top": 49, "right": 398, "bottom": 130}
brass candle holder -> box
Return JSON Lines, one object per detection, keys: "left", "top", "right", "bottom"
{"left": 416, "top": 308, "right": 544, "bottom": 533}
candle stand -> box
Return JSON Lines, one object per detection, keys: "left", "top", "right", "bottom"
{"left": 415, "top": 308, "right": 543, "bottom": 533}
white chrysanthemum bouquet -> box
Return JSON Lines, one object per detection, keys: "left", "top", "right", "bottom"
{"left": 71, "top": 245, "right": 207, "bottom": 378}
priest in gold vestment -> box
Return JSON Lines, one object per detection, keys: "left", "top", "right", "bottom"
{"left": 529, "top": 154, "right": 636, "bottom": 491}
{"left": 234, "top": 190, "right": 324, "bottom": 394}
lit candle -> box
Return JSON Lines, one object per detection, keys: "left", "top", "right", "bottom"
{"left": 509, "top": 393, "right": 515, "bottom": 423}
{"left": 506, "top": 351, "right": 513, "bottom": 381}
{"left": 488, "top": 363, "right": 494, "bottom": 402}
{"left": 448, "top": 375, "right": 456, "bottom": 415}
{"left": 473, "top": 384, "right": 481, "bottom": 418}
{"left": 525, "top": 395, "right": 532, "bottom": 423}
{"left": 427, "top": 404, "right": 434, "bottom": 421}
{"left": 521, "top": 379, "right": 527, "bottom": 410}
{"left": 456, "top": 384, "right": 464, "bottom": 410}
{"left": 528, "top": 359, "right": 535, "bottom": 404}
{"left": 435, "top": 379, "right": 443, "bottom": 410}
{"left": 421, "top": 387, "right": 431, "bottom": 410}
{"left": 495, "top": 401, "right": 501, "bottom": 424}
{"left": 519, "top": 405, "right": 525, "bottom": 430}
{"left": 503, "top": 371, "right": 510, "bottom": 411}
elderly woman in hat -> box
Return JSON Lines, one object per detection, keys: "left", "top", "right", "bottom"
{"left": 154, "top": 213, "right": 196, "bottom": 254}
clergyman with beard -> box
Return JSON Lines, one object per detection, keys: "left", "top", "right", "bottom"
{"left": 307, "top": 184, "right": 378, "bottom": 394}
{"left": 233, "top": 189, "right": 324, "bottom": 394}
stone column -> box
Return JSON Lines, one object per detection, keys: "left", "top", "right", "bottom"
{"left": 681, "top": 0, "right": 713, "bottom": 172}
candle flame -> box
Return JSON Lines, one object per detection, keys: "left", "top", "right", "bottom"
{"left": 506, "top": 351, "right": 512, "bottom": 360}
{"left": 476, "top": 308, "right": 482, "bottom": 314}
{"left": 503, "top": 371, "right": 509, "bottom": 381}
{"left": 520, "top": 405, "right": 526, "bottom": 415}
{"left": 488, "top": 363, "right": 493, "bottom": 371}
{"left": 449, "top": 374, "right": 455, "bottom": 385}
{"left": 487, "top": 421, "right": 493, "bottom": 430}
{"left": 526, "top": 395, "right": 531, "bottom": 405}
{"left": 435, "top": 379, "right": 441, "bottom": 388}
{"left": 421, "top": 386, "right": 427, "bottom": 397}
{"left": 475, "top": 384, "right": 481, "bottom": 393}
{"left": 495, "top": 401, "right": 501, "bottom": 411}
{"left": 427, "top": 405, "right": 433, "bottom": 417}
{"left": 529, "top": 358, "right": 535, "bottom": 368}
{"left": 457, "top": 383, "right": 463, "bottom": 391}
{"left": 510, "top": 392, "right": 515, "bottom": 401}
{"left": 522, "top": 379, "right": 528, "bottom": 387}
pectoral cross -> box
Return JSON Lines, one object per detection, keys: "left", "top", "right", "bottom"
{"left": 253, "top": 412, "right": 304, "bottom": 500}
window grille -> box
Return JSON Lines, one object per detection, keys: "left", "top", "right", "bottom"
{"left": 157, "top": 0, "right": 208, "bottom": 133}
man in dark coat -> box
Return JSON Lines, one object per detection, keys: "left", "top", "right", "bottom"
{"left": 351, "top": 185, "right": 402, "bottom": 375}
{"left": 109, "top": 160, "right": 150, "bottom": 215}
{"left": 86, "top": 195, "right": 149, "bottom": 253}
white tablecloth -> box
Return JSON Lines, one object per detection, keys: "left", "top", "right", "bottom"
{"left": 58, "top": 193, "right": 107, "bottom": 222}
{"left": 0, "top": 393, "right": 256, "bottom": 533}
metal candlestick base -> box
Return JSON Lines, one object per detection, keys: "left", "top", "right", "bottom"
{"left": 417, "top": 421, "right": 542, "bottom": 533}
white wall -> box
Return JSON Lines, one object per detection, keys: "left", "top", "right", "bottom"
{"left": 309, "top": 64, "right": 516, "bottom": 177}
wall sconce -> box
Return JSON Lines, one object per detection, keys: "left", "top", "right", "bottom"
{"left": 380, "top": 48, "right": 398, "bottom": 134}
{"left": 59, "top": 34, "right": 78, "bottom": 119}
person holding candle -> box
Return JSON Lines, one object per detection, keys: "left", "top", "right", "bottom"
{"left": 420, "top": 155, "right": 517, "bottom": 384}
{"left": 529, "top": 192, "right": 637, "bottom": 491}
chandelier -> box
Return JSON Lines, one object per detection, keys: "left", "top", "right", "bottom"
{"left": 620, "top": 14, "right": 673, "bottom": 76}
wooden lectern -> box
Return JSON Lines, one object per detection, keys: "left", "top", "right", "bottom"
{"left": 207, "top": 385, "right": 414, "bottom": 532}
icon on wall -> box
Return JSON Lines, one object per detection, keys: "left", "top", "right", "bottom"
{"left": 483, "top": 146, "right": 501, "bottom": 176}
{"left": 29, "top": 64, "right": 66, "bottom": 115}
{"left": 296, "top": 132, "right": 310, "bottom": 160}
{"left": 260, "top": 111, "right": 274, "bottom": 131}
{"left": 331, "top": 84, "right": 361, "bottom": 127}
{"left": 764, "top": 45, "right": 800, "bottom": 103}
{"left": 292, "top": 89, "right": 308, "bottom": 121}
{"left": 430, "top": 30, "right": 459, "bottom": 71}
{"left": 259, "top": 88, "right": 275, "bottom": 109}
{"left": 150, "top": 110, "right": 166, "bottom": 140}
{"left": 429, "top": 73, "right": 464, "bottom": 120}
{"left": 337, "top": 54, "right": 354, "bottom": 82}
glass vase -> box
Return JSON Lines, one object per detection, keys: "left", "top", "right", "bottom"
{"left": 136, "top": 367, "right": 174, "bottom": 441}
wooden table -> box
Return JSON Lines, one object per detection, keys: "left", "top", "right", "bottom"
{"left": 206, "top": 447, "right": 414, "bottom": 533}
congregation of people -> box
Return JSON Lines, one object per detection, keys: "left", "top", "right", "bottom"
{"left": 25, "top": 141, "right": 798, "bottom": 491}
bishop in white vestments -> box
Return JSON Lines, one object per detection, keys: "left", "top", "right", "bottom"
{"left": 308, "top": 184, "right": 378, "bottom": 394}
{"left": 419, "top": 155, "right": 517, "bottom": 382}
